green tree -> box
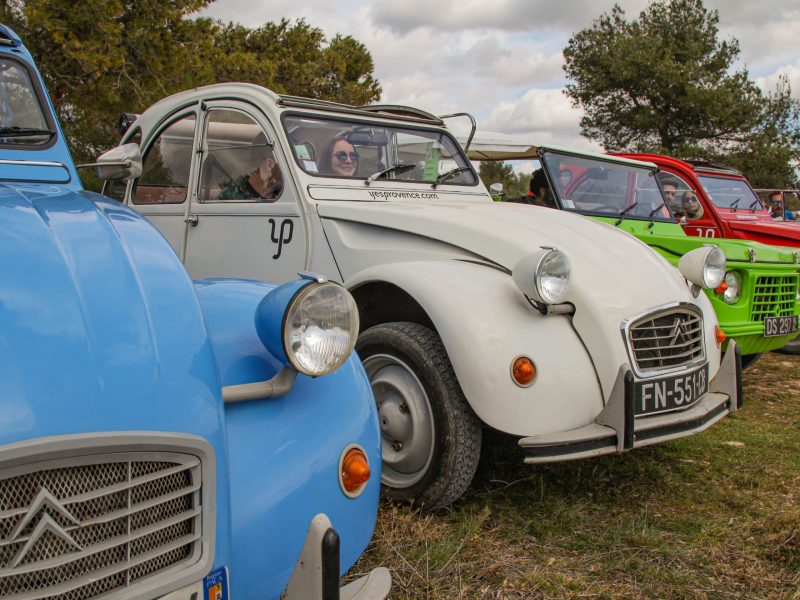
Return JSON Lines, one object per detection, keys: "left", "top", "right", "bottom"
{"left": 214, "top": 20, "right": 380, "bottom": 105}
{"left": 718, "top": 76, "right": 800, "bottom": 188}
{"left": 563, "top": 0, "right": 799, "bottom": 187}
{"left": 0, "top": 2, "right": 381, "bottom": 166}
{"left": 478, "top": 161, "right": 527, "bottom": 199}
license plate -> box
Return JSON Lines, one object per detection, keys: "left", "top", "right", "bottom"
{"left": 764, "top": 315, "right": 798, "bottom": 337}
{"left": 634, "top": 364, "right": 708, "bottom": 416}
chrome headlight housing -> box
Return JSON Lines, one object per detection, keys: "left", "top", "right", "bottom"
{"left": 257, "top": 278, "right": 359, "bottom": 377}
{"left": 722, "top": 271, "right": 741, "bottom": 304}
{"left": 678, "top": 246, "right": 726, "bottom": 289}
{"left": 512, "top": 248, "right": 572, "bottom": 305}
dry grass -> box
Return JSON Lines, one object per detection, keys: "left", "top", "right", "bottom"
{"left": 349, "top": 352, "right": 800, "bottom": 599}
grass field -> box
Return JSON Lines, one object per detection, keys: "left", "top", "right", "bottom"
{"left": 350, "top": 352, "right": 800, "bottom": 599}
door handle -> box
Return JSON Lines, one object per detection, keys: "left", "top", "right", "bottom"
{"left": 185, "top": 215, "right": 199, "bottom": 226}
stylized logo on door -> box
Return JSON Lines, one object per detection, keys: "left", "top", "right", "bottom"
{"left": 269, "top": 218, "right": 294, "bottom": 259}
{"left": 5, "top": 488, "right": 82, "bottom": 568}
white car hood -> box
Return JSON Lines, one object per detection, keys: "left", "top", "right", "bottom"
{"left": 318, "top": 199, "right": 715, "bottom": 398}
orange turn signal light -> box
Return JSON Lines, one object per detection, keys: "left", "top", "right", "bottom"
{"left": 715, "top": 325, "right": 726, "bottom": 348}
{"left": 512, "top": 356, "right": 536, "bottom": 387}
{"left": 715, "top": 281, "right": 728, "bottom": 294}
{"left": 341, "top": 447, "right": 370, "bottom": 496}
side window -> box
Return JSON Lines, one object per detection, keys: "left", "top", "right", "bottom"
{"left": 133, "top": 113, "right": 196, "bottom": 205}
{"left": 657, "top": 172, "right": 704, "bottom": 221}
{"left": 198, "top": 109, "right": 283, "bottom": 203}
{"left": 103, "top": 130, "right": 141, "bottom": 201}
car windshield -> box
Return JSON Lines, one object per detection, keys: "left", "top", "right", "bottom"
{"left": 0, "top": 58, "right": 52, "bottom": 146}
{"left": 697, "top": 175, "right": 762, "bottom": 211}
{"left": 541, "top": 151, "right": 672, "bottom": 221}
{"left": 282, "top": 115, "right": 477, "bottom": 186}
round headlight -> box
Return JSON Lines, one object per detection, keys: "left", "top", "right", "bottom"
{"left": 536, "top": 250, "right": 572, "bottom": 304}
{"left": 284, "top": 282, "right": 359, "bottom": 376}
{"left": 722, "top": 271, "right": 741, "bottom": 304}
{"left": 702, "top": 247, "right": 726, "bottom": 288}
{"left": 513, "top": 248, "right": 572, "bottom": 305}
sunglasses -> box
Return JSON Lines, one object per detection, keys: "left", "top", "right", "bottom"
{"left": 333, "top": 151, "right": 360, "bottom": 162}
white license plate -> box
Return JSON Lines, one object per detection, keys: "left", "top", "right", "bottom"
{"left": 764, "top": 315, "right": 798, "bottom": 337}
{"left": 634, "top": 364, "right": 708, "bottom": 416}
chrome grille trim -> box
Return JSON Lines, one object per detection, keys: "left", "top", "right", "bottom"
{"left": 622, "top": 303, "right": 706, "bottom": 378}
{"left": 750, "top": 275, "right": 798, "bottom": 322}
{"left": 0, "top": 433, "right": 215, "bottom": 600}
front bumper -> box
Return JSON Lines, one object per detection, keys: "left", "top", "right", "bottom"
{"left": 161, "top": 514, "right": 391, "bottom": 600}
{"left": 519, "top": 342, "right": 742, "bottom": 464}
{"left": 283, "top": 514, "right": 391, "bottom": 600}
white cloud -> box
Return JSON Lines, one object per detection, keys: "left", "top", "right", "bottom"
{"left": 198, "top": 0, "right": 799, "bottom": 157}
{"left": 480, "top": 88, "right": 602, "bottom": 152}
{"left": 756, "top": 62, "right": 800, "bottom": 96}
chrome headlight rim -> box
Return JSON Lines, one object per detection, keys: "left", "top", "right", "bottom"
{"left": 282, "top": 281, "right": 359, "bottom": 377}
{"left": 702, "top": 246, "right": 726, "bottom": 289}
{"left": 534, "top": 248, "right": 572, "bottom": 304}
{"left": 722, "top": 271, "right": 741, "bottom": 304}
{"left": 513, "top": 247, "right": 572, "bottom": 306}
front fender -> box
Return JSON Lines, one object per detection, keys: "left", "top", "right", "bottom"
{"left": 347, "top": 260, "right": 604, "bottom": 437}
{"left": 193, "top": 279, "right": 381, "bottom": 599}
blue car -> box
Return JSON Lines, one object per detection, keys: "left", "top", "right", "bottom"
{"left": 0, "top": 23, "right": 390, "bottom": 600}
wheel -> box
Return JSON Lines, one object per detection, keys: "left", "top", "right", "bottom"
{"left": 740, "top": 353, "right": 761, "bottom": 369}
{"left": 356, "top": 322, "right": 482, "bottom": 510}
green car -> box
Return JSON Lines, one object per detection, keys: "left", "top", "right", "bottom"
{"left": 468, "top": 138, "right": 800, "bottom": 366}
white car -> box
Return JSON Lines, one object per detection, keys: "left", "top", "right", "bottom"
{"left": 96, "top": 84, "right": 741, "bottom": 509}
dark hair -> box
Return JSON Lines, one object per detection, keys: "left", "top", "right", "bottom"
{"left": 320, "top": 134, "right": 354, "bottom": 175}
{"left": 768, "top": 191, "right": 782, "bottom": 202}
{"left": 530, "top": 169, "right": 549, "bottom": 194}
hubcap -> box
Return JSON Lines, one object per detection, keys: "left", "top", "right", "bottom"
{"left": 363, "top": 353, "right": 435, "bottom": 488}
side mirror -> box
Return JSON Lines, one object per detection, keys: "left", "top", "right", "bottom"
{"left": 94, "top": 143, "right": 143, "bottom": 182}
{"left": 489, "top": 182, "right": 505, "bottom": 201}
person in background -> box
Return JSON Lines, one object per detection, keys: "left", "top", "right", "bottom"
{"left": 526, "top": 169, "right": 556, "bottom": 208}
{"left": 219, "top": 150, "right": 282, "bottom": 201}
{"left": 767, "top": 191, "right": 791, "bottom": 220}
{"left": 320, "top": 135, "right": 360, "bottom": 177}
{"left": 681, "top": 190, "right": 704, "bottom": 219}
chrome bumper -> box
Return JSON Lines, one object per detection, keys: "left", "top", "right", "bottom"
{"left": 519, "top": 342, "right": 742, "bottom": 464}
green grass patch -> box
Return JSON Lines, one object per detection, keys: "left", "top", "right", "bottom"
{"left": 349, "top": 353, "right": 800, "bottom": 598}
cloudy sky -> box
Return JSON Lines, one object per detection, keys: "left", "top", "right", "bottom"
{"left": 200, "top": 0, "right": 800, "bottom": 153}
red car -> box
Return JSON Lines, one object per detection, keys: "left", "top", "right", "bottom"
{"left": 616, "top": 154, "right": 800, "bottom": 249}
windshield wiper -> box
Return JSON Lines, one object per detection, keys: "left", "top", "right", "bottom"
{"left": 730, "top": 198, "right": 740, "bottom": 212}
{"left": 433, "top": 166, "right": 471, "bottom": 188}
{"left": 364, "top": 163, "right": 416, "bottom": 186}
{"left": 748, "top": 199, "right": 761, "bottom": 211}
{"left": 0, "top": 127, "right": 55, "bottom": 138}
{"left": 614, "top": 201, "right": 639, "bottom": 225}
{"left": 648, "top": 202, "right": 666, "bottom": 218}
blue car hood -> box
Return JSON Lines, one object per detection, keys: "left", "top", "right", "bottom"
{"left": 0, "top": 183, "right": 226, "bottom": 445}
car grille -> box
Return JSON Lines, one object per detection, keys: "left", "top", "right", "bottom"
{"left": 750, "top": 275, "right": 798, "bottom": 322}
{"left": 0, "top": 451, "right": 204, "bottom": 600}
{"left": 626, "top": 307, "right": 705, "bottom": 373}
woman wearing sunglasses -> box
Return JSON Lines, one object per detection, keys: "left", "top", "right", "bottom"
{"left": 321, "top": 135, "right": 360, "bottom": 177}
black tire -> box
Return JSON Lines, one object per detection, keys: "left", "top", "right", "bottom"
{"left": 356, "top": 322, "right": 482, "bottom": 510}
{"left": 740, "top": 353, "right": 761, "bottom": 370}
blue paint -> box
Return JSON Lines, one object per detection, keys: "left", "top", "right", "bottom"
{"left": 0, "top": 25, "right": 382, "bottom": 600}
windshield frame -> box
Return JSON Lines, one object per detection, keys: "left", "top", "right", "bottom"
{"left": 280, "top": 110, "right": 479, "bottom": 187}
{"left": 540, "top": 149, "right": 675, "bottom": 223}
{"left": 0, "top": 54, "right": 57, "bottom": 151}
{"left": 696, "top": 174, "right": 765, "bottom": 212}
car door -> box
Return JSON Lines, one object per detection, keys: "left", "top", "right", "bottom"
{"left": 127, "top": 109, "right": 200, "bottom": 258}
{"left": 182, "top": 102, "right": 307, "bottom": 283}
{"left": 659, "top": 170, "right": 720, "bottom": 239}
